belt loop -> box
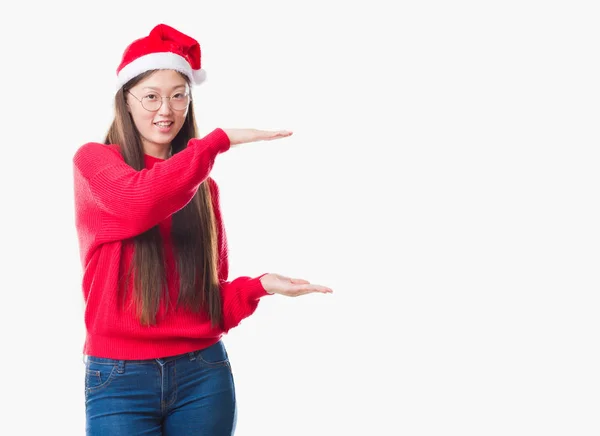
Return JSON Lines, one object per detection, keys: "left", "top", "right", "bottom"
{"left": 188, "top": 352, "right": 196, "bottom": 361}
{"left": 117, "top": 360, "right": 125, "bottom": 374}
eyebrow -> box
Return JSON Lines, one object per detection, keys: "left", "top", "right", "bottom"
{"left": 141, "top": 85, "right": 187, "bottom": 91}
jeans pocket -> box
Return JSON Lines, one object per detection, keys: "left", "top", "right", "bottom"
{"left": 85, "top": 359, "right": 118, "bottom": 392}
{"left": 196, "top": 341, "right": 230, "bottom": 368}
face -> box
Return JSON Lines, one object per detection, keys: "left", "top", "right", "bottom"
{"left": 126, "top": 69, "right": 191, "bottom": 153}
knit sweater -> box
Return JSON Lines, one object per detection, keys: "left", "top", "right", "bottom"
{"left": 72, "top": 128, "right": 270, "bottom": 360}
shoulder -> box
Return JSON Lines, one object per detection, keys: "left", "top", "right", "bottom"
{"left": 73, "top": 142, "right": 123, "bottom": 176}
{"left": 73, "top": 142, "right": 121, "bottom": 161}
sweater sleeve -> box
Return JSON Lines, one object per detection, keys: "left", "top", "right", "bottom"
{"left": 73, "top": 128, "right": 230, "bottom": 243}
{"left": 207, "top": 177, "right": 272, "bottom": 333}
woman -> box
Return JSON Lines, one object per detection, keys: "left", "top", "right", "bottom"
{"left": 72, "top": 23, "right": 332, "bottom": 435}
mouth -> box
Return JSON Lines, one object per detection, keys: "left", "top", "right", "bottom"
{"left": 154, "top": 121, "right": 174, "bottom": 132}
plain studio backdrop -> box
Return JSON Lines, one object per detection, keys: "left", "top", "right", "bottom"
{"left": 1, "top": 1, "right": 599, "bottom": 435}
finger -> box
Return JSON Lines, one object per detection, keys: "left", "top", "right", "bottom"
{"left": 306, "top": 284, "right": 333, "bottom": 293}
{"left": 292, "top": 289, "right": 315, "bottom": 297}
{"left": 289, "top": 278, "right": 333, "bottom": 293}
{"left": 290, "top": 284, "right": 332, "bottom": 294}
{"left": 260, "top": 130, "right": 293, "bottom": 140}
{"left": 288, "top": 288, "right": 333, "bottom": 297}
{"left": 270, "top": 130, "right": 292, "bottom": 136}
{"left": 284, "top": 287, "right": 316, "bottom": 297}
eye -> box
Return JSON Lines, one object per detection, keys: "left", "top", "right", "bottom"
{"left": 144, "top": 93, "right": 159, "bottom": 101}
{"left": 172, "top": 93, "right": 186, "bottom": 100}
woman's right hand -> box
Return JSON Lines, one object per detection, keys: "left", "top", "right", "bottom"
{"left": 221, "top": 128, "right": 293, "bottom": 147}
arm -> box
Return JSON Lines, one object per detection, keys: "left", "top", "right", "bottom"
{"left": 73, "top": 128, "right": 230, "bottom": 242}
{"left": 207, "top": 177, "right": 272, "bottom": 333}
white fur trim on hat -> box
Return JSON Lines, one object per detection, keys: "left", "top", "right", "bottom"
{"left": 116, "top": 51, "right": 206, "bottom": 90}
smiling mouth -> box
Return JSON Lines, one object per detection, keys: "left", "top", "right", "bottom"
{"left": 154, "top": 121, "right": 173, "bottom": 127}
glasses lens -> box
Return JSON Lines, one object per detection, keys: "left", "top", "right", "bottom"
{"left": 170, "top": 95, "right": 190, "bottom": 111}
{"left": 142, "top": 97, "right": 161, "bottom": 111}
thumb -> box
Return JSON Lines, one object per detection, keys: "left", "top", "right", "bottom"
{"left": 290, "top": 278, "right": 310, "bottom": 285}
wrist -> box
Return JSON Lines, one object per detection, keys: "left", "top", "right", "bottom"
{"left": 259, "top": 273, "right": 275, "bottom": 295}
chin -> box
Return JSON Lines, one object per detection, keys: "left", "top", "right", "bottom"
{"left": 153, "top": 135, "right": 177, "bottom": 145}
{"left": 140, "top": 133, "right": 177, "bottom": 149}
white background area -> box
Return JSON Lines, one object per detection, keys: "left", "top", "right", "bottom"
{"left": 1, "top": 1, "right": 599, "bottom": 435}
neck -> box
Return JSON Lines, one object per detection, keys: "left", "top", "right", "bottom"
{"left": 142, "top": 141, "right": 171, "bottom": 160}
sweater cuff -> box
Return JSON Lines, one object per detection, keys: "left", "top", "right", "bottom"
{"left": 189, "top": 128, "right": 231, "bottom": 153}
{"left": 211, "top": 128, "right": 232, "bottom": 152}
{"left": 247, "top": 273, "right": 273, "bottom": 299}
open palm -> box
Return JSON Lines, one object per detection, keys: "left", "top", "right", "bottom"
{"left": 222, "top": 128, "right": 293, "bottom": 147}
{"left": 260, "top": 273, "right": 333, "bottom": 297}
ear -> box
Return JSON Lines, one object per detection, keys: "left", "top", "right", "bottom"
{"left": 123, "top": 89, "right": 132, "bottom": 113}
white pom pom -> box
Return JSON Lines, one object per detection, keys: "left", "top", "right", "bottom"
{"left": 192, "top": 69, "right": 207, "bottom": 85}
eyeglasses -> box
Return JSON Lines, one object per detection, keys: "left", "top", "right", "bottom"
{"left": 127, "top": 90, "right": 191, "bottom": 112}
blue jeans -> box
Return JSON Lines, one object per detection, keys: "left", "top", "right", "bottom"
{"left": 84, "top": 340, "right": 237, "bottom": 435}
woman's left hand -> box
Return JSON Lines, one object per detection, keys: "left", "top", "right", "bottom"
{"left": 260, "top": 273, "right": 333, "bottom": 297}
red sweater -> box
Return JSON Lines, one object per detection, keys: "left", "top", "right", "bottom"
{"left": 72, "top": 128, "right": 270, "bottom": 360}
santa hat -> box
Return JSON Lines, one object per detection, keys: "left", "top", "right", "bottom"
{"left": 115, "top": 24, "right": 206, "bottom": 89}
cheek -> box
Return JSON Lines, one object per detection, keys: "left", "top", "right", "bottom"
{"left": 130, "top": 108, "right": 155, "bottom": 127}
{"left": 175, "top": 112, "right": 188, "bottom": 127}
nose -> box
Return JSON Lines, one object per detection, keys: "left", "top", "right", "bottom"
{"left": 158, "top": 97, "right": 173, "bottom": 116}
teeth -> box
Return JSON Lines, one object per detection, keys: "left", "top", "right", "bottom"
{"left": 155, "top": 122, "right": 172, "bottom": 127}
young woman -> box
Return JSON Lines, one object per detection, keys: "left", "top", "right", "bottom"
{"left": 72, "top": 23, "right": 332, "bottom": 435}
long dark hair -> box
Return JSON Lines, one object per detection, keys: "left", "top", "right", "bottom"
{"left": 104, "top": 70, "right": 222, "bottom": 328}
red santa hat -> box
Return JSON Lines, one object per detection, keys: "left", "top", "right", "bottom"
{"left": 115, "top": 24, "right": 206, "bottom": 89}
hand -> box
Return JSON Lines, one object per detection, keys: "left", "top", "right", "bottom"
{"left": 221, "top": 128, "right": 293, "bottom": 147}
{"left": 260, "top": 273, "right": 333, "bottom": 297}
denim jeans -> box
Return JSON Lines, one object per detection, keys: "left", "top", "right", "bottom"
{"left": 84, "top": 340, "right": 237, "bottom": 435}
